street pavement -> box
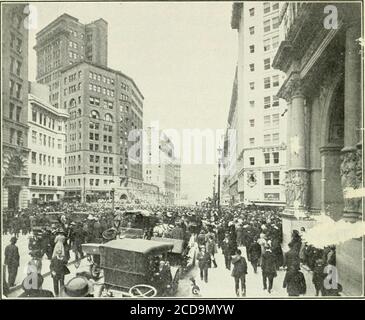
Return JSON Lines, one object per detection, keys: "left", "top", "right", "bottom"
{"left": 176, "top": 246, "right": 317, "bottom": 298}
{"left": 4, "top": 234, "right": 316, "bottom": 298}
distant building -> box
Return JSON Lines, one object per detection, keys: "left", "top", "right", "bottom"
{"left": 231, "top": 2, "right": 287, "bottom": 207}
{"left": 144, "top": 127, "right": 179, "bottom": 205}
{"left": 27, "top": 82, "right": 69, "bottom": 203}
{"left": 34, "top": 13, "right": 108, "bottom": 109}
{"left": 173, "top": 162, "right": 181, "bottom": 205}
{"left": 2, "top": 3, "right": 30, "bottom": 209}
{"left": 59, "top": 61, "right": 144, "bottom": 202}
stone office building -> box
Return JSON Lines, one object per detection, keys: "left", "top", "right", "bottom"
{"left": 60, "top": 61, "right": 144, "bottom": 202}
{"left": 273, "top": 2, "right": 363, "bottom": 296}
{"left": 2, "top": 3, "right": 30, "bottom": 210}
{"left": 34, "top": 13, "right": 108, "bottom": 109}
{"left": 28, "top": 82, "right": 69, "bottom": 203}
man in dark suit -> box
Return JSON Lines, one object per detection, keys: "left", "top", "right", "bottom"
{"left": 5, "top": 237, "right": 20, "bottom": 287}
{"left": 261, "top": 245, "right": 277, "bottom": 293}
{"left": 231, "top": 249, "right": 248, "bottom": 297}
{"left": 221, "top": 233, "right": 235, "bottom": 270}
{"left": 50, "top": 249, "right": 69, "bottom": 296}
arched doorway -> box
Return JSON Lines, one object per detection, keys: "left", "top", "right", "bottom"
{"left": 320, "top": 78, "right": 344, "bottom": 221}
{"left": 120, "top": 193, "right": 128, "bottom": 201}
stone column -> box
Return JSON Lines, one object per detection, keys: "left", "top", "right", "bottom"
{"left": 286, "top": 79, "right": 309, "bottom": 211}
{"left": 340, "top": 21, "right": 362, "bottom": 222}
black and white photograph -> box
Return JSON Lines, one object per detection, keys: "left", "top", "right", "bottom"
{"left": 1, "top": 0, "right": 364, "bottom": 301}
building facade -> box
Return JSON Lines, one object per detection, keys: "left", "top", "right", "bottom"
{"left": 59, "top": 61, "right": 144, "bottom": 202}
{"left": 231, "top": 2, "right": 287, "bottom": 207}
{"left": 222, "top": 68, "right": 239, "bottom": 206}
{"left": 2, "top": 3, "right": 30, "bottom": 210}
{"left": 28, "top": 82, "right": 69, "bottom": 203}
{"left": 144, "top": 128, "right": 179, "bottom": 205}
{"left": 272, "top": 2, "right": 363, "bottom": 296}
{"left": 34, "top": 13, "right": 108, "bottom": 109}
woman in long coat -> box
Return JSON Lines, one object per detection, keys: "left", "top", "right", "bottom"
{"left": 52, "top": 230, "right": 66, "bottom": 258}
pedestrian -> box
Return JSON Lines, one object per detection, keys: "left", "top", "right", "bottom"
{"left": 248, "top": 238, "right": 261, "bottom": 273}
{"left": 205, "top": 235, "right": 218, "bottom": 268}
{"left": 312, "top": 259, "right": 325, "bottom": 296}
{"left": 221, "top": 233, "right": 234, "bottom": 270}
{"left": 4, "top": 237, "right": 20, "bottom": 287}
{"left": 283, "top": 265, "right": 306, "bottom": 297}
{"left": 196, "top": 246, "right": 211, "bottom": 283}
{"left": 231, "top": 249, "right": 248, "bottom": 297}
{"left": 52, "top": 229, "right": 66, "bottom": 258}
{"left": 27, "top": 251, "right": 43, "bottom": 275}
{"left": 284, "top": 242, "right": 300, "bottom": 270}
{"left": 50, "top": 249, "right": 69, "bottom": 296}
{"left": 261, "top": 244, "right": 277, "bottom": 293}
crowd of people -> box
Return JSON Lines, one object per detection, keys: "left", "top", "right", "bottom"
{"left": 3, "top": 202, "right": 341, "bottom": 298}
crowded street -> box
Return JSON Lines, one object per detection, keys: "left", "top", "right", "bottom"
{"left": 3, "top": 203, "right": 332, "bottom": 298}
{"left": 1, "top": 2, "right": 363, "bottom": 300}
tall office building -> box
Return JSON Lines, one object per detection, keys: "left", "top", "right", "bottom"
{"left": 34, "top": 13, "right": 108, "bottom": 109}
{"left": 2, "top": 3, "right": 30, "bottom": 209}
{"left": 144, "top": 127, "right": 179, "bottom": 205}
{"left": 230, "top": 2, "right": 287, "bottom": 207}
{"left": 28, "top": 82, "right": 69, "bottom": 203}
{"left": 60, "top": 61, "right": 143, "bottom": 201}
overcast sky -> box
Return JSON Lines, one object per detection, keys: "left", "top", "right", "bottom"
{"left": 28, "top": 2, "right": 238, "bottom": 204}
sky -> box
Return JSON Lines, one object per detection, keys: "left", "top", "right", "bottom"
{"left": 28, "top": 1, "right": 238, "bottom": 204}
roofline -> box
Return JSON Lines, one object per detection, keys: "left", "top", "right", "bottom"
{"left": 28, "top": 94, "right": 70, "bottom": 119}
{"left": 61, "top": 60, "right": 144, "bottom": 100}
{"left": 36, "top": 13, "right": 80, "bottom": 38}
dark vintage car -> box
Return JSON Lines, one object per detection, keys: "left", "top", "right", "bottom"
{"left": 82, "top": 238, "right": 180, "bottom": 297}
{"left": 118, "top": 210, "right": 159, "bottom": 239}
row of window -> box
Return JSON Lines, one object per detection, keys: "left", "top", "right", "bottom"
{"left": 10, "top": 57, "right": 22, "bottom": 77}
{"left": 9, "top": 80, "right": 22, "bottom": 99}
{"left": 9, "top": 128, "right": 23, "bottom": 146}
{"left": 89, "top": 83, "right": 115, "bottom": 97}
{"left": 10, "top": 33, "right": 22, "bottom": 54}
{"left": 31, "top": 173, "right": 62, "bottom": 187}
{"left": 68, "top": 50, "right": 83, "bottom": 60}
{"left": 249, "top": 57, "right": 273, "bottom": 72}
{"left": 31, "top": 130, "right": 63, "bottom": 149}
{"left": 89, "top": 121, "right": 113, "bottom": 132}
{"left": 69, "top": 40, "right": 83, "bottom": 51}
{"left": 249, "top": 133, "right": 280, "bottom": 146}
{"left": 31, "top": 152, "right": 63, "bottom": 167}
{"left": 249, "top": 114, "right": 279, "bottom": 128}
{"left": 249, "top": 152, "right": 280, "bottom": 166}
{"left": 89, "top": 71, "right": 115, "bottom": 85}
{"left": 64, "top": 71, "right": 82, "bottom": 84}
{"left": 9, "top": 103, "right": 22, "bottom": 122}
{"left": 249, "top": 75, "right": 279, "bottom": 90}
{"left": 89, "top": 96, "right": 114, "bottom": 109}
{"left": 31, "top": 109, "right": 63, "bottom": 131}
{"left": 89, "top": 143, "right": 113, "bottom": 153}
{"left": 89, "top": 132, "right": 113, "bottom": 143}
{"left": 90, "top": 110, "right": 113, "bottom": 122}
{"left": 249, "top": 3, "right": 279, "bottom": 17}
{"left": 64, "top": 83, "right": 81, "bottom": 95}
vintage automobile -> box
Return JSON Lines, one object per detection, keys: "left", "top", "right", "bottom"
{"left": 82, "top": 238, "right": 180, "bottom": 297}
{"left": 118, "top": 210, "right": 159, "bottom": 239}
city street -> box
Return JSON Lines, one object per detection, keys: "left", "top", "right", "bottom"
{"left": 6, "top": 237, "right": 316, "bottom": 298}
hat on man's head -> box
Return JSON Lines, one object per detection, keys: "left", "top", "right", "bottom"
{"left": 63, "top": 276, "right": 93, "bottom": 297}
{"left": 10, "top": 237, "right": 17, "bottom": 244}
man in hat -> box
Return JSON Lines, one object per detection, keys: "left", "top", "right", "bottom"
{"left": 4, "top": 237, "right": 20, "bottom": 287}
{"left": 18, "top": 273, "right": 54, "bottom": 298}
{"left": 50, "top": 249, "right": 69, "bottom": 296}
{"left": 62, "top": 276, "right": 94, "bottom": 297}
{"left": 261, "top": 244, "right": 277, "bottom": 293}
